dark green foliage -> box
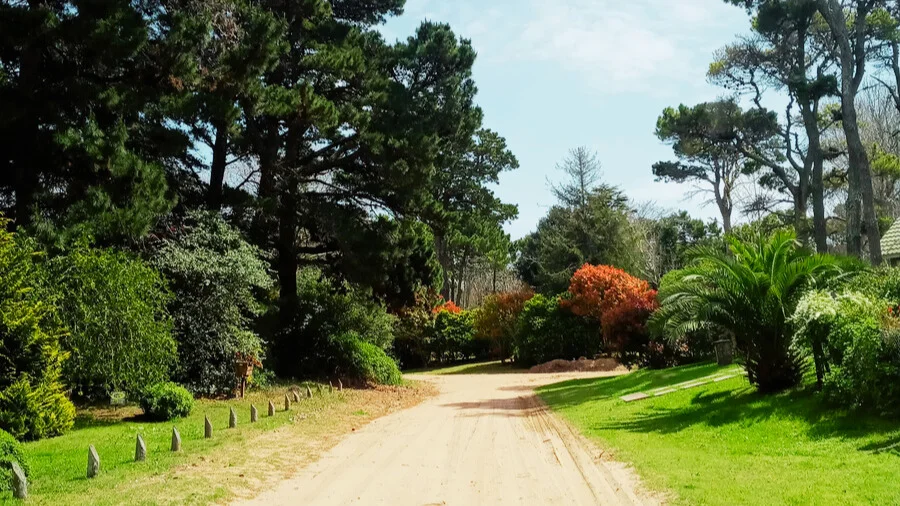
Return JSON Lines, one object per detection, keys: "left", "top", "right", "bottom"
{"left": 0, "top": 0, "right": 189, "bottom": 242}
{"left": 328, "top": 332, "right": 403, "bottom": 386}
{"left": 0, "top": 428, "right": 28, "bottom": 492}
{"left": 653, "top": 231, "right": 856, "bottom": 393}
{"left": 150, "top": 212, "right": 272, "bottom": 395}
{"left": 0, "top": 223, "right": 74, "bottom": 440}
{"left": 391, "top": 290, "right": 442, "bottom": 369}
{"left": 333, "top": 218, "right": 443, "bottom": 310}
{"left": 515, "top": 186, "right": 639, "bottom": 294}
{"left": 46, "top": 246, "right": 176, "bottom": 398}
{"left": 275, "top": 268, "right": 396, "bottom": 379}
{"left": 138, "top": 382, "right": 194, "bottom": 421}
{"left": 513, "top": 295, "right": 600, "bottom": 367}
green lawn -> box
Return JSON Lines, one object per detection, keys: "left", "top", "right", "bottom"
{"left": 4, "top": 382, "right": 424, "bottom": 505}
{"left": 538, "top": 362, "right": 900, "bottom": 506}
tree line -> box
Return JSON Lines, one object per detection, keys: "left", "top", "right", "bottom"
{"left": 0, "top": 0, "right": 518, "bottom": 374}
{"left": 653, "top": 0, "right": 900, "bottom": 264}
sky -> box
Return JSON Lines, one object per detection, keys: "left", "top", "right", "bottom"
{"left": 381, "top": 0, "right": 754, "bottom": 239}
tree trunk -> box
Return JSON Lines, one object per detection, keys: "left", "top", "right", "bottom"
{"left": 818, "top": 0, "right": 882, "bottom": 263}
{"left": 207, "top": 121, "right": 228, "bottom": 210}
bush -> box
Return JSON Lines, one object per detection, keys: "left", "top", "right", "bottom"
{"left": 432, "top": 310, "right": 481, "bottom": 363}
{"left": 150, "top": 212, "right": 273, "bottom": 395}
{"left": 46, "top": 245, "right": 176, "bottom": 398}
{"left": 139, "top": 382, "right": 194, "bottom": 421}
{"left": 0, "top": 377, "right": 76, "bottom": 441}
{"left": 474, "top": 289, "right": 534, "bottom": 361}
{"left": 564, "top": 264, "right": 658, "bottom": 364}
{"left": 275, "top": 268, "right": 396, "bottom": 378}
{"left": 514, "top": 294, "right": 599, "bottom": 367}
{"left": 330, "top": 332, "right": 402, "bottom": 385}
{"left": 0, "top": 222, "right": 74, "bottom": 440}
{"left": 392, "top": 289, "right": 441, "bottom": 369}
{"left": 652, "top": 231, "right": 855, "bottom": 393}
{"left": 0, "top": 429, "right": 29, "bottom": 492}
{"left": 795, "top": 289, "right": 900, "bottom": 414}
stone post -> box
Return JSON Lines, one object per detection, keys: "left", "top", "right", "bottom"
{"left": 11, "top": 461, "right": 26, "bottom": 499}
{"left": 204, "top": 416, "right": 213, "bottom": 438}
{"left": 87, "top": 445, "right": 100, "bottom": 478}
{"left": 251, "top": 404, "right": 258, "bottom": 423}
{"left": 229, "top": 407, "right": 238, "bottom": 428}
{"left": 267, "top": 400, "right": 275, "bottom": 416}
{"left": 135, "top": 434, "right": 146, "bottom": 462}
{"left": 306, "top": 385, "right": 313, "bottom": 398}
{"left": 171, "top": 427, "right": 182, "bottom": 452}
{"left": 284, "top": 394, "right": 291, "bottom": 411}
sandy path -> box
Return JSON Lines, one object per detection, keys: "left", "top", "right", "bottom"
{"left": 235, "top": 371, "right": 659, "bottom": 506}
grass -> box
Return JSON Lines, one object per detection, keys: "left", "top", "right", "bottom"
{"left": 405, "top": 360, "right": 521, "bottom": 375}
{"left": 538, "top": 362, "right": 900, "bottom": 506}
{"left": 3, "top": 381, "right": 431, "bottom": 505}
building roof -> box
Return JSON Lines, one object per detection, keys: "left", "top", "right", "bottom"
{"left": 884, "top": 220, "right": 900, "bottom": 259}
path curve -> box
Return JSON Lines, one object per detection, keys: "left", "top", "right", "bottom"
{"left": 236, "top": 371, "right": 660, "bottom": 506}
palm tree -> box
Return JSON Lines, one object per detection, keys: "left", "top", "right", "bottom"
{"left": 651, "top": 230, "right": 857, "bottom": 393}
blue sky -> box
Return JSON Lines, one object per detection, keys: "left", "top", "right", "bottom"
{"left": 381, "top": 0, "right": 754, "bottom": 239}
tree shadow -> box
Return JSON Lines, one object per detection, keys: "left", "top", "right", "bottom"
{"left": 543, "top": 368, "right": 900, "bottom": 449}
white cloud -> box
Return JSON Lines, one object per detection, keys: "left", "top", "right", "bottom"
{"left": 395, "top": 0, "right": 746, "bottom": 96}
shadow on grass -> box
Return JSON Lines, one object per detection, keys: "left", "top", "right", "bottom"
{"left": 539, "top": 362, "right": 900, "bottom": 451}
{"left": 406, "top": 360, "right": 524, "bottom": 376}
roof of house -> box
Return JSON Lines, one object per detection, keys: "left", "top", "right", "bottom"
{"left": 884, "top": 220, "right": 900, "bottom": 259}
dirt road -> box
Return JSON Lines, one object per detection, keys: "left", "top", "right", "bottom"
{"left": 236, "top": 371, "right": 660, "bottom": 506}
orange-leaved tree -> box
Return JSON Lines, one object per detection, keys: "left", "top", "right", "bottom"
{"left": 474, "top": 289, "right": 535, "bottom": 361}
{"left": 432, "top": 300, "right": 462, "bottom": 315}
{"left": 564, "top": 264, "right": 658, "bottom": 359}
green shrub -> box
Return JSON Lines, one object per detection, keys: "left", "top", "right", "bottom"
{"left": 794, "top": 289, "right": 900, "bottom": 414}
{"left": 150, "top": 212, "right": 272, "bottom": 395}
{"left": 47, "top": 245, "right": 176, "bottom": 398}
{"left": 275, "top": 268, "right": 396, "bottom": 378}
{"left": 432, "top": 310, "right": 484, "bottom": 363}
{"left": 330, "top": 332, "right": 402, "bottom": 385}
{"left": 0, "top": 377, "right": 76, "bottom": 441}
{"left": 514, "top": 294, "right": 599, "bottom": 367}
{"left": 652, "top": 231, "right": 857, "bottom": 393}
{"left": 0, "top": 428, "right": 29, "bottom": 492}
{"left": 0, "top": 222, "right": 75, "bottom": 440}
{"left": 139, "top": 382, "right": 194, "bottom": 421}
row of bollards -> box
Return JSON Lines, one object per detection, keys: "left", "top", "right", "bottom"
{"left": 12, "top": 385, "right": 342, "bottom": 500}
{"left": 89, "top": 384, "right": 341, "bottom": 477}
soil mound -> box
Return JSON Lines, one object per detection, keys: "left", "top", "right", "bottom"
{"left": 529, "top": 357, "right": 625, "bottom": 374}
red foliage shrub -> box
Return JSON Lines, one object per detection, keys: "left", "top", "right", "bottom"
{"left": 432, "top": 300, "right": 462, "bottom": 315}
{"left": 564, "top": 264, "right": 659, "bottom": 355}
{"left": 474, "top": 289, "right": 535, "bottom": 359}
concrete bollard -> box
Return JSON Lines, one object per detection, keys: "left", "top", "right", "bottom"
{"left": 11, "top": 461, "right": 26, "bottom": 499}
{"left": 87, "top": 445, "right": 100, "bottom": 478}
{"left": 171, "top": 427, "right": 182, "bottom": 452}
{"left": 135, "top": 434, "right": 146, "bottom": 462}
